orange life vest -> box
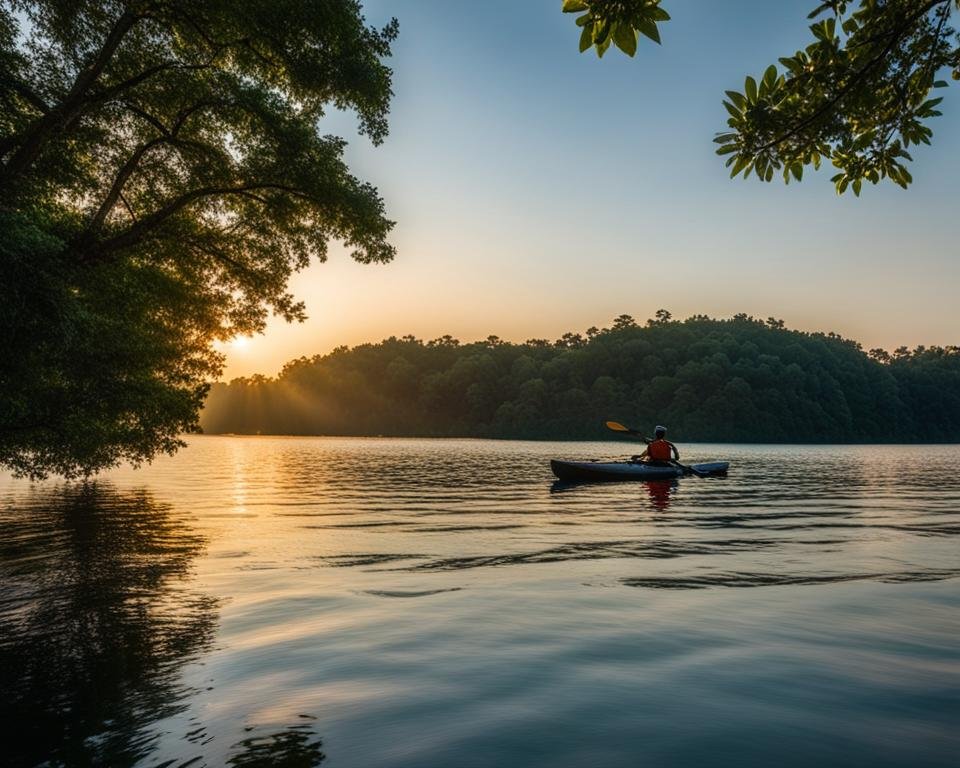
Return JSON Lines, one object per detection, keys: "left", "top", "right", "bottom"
{"left": 647, "top": 439, "right": 673, "bottom": 461}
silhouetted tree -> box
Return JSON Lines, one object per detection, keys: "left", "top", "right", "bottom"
{"left": 1, "top": 1, "right": 398, "bottom": 478}
{"left": 651, "top": 309, "right": 672, "bottom": 325}
{"left": 201, "top": 314, "right": 960, "bottom": 443}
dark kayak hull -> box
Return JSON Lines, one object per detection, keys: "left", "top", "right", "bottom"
{"left": 550, "top": 459, "right": 729, "bottom": 483}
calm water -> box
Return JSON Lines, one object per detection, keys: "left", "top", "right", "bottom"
{"left": 2, "top": 437, "right": 959, "bottom": 767}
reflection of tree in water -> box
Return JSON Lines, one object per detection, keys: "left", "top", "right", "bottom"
{"left": 228, "top": 720, "right": 325, "bottom": 767}
{"left": 0, "top": 484, "right": 219, "bottom": 767}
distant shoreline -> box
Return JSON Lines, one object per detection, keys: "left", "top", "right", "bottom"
{"left": 200, "top": 315, "right": 960, "bottom": 444}
{"left": 192, "top": 433, "right": 960, "bottom": 446}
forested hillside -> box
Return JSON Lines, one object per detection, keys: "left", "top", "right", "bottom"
{"left": 201, "top": 313, "right": 960, "bottom": 442}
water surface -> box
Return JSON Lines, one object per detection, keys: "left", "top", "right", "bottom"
{"left": 2, "top": 438, "right": 959, "bottom": 767}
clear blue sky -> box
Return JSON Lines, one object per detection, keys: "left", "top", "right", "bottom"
{"left": 225, "top": 0, "right": 959, "bottom": 378}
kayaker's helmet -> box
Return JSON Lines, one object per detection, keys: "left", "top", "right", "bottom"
{"left": 654, "top": 425, "right": 667, "bottom": 438}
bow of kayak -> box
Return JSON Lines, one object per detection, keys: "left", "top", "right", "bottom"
{"left": 550, "top": 459, "right": 729, "bottom": 483}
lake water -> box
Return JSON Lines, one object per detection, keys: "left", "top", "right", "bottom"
{"left": 2, "top": 437, "right": 959, "bottom": 767}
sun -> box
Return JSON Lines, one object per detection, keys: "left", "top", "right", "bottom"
{"left": 229, "top": 335, "right": 251, "bottom": 350}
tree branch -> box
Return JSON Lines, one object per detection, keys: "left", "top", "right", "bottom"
{"left": 119, "top": 190, "right": 137, "bottom": 221}
{"left": 0, "top": 7, "right": 141, "bottom": 185}
{"left": 183, "top": 235, "right": 263, "bottom": 281}
{"left": 83, "top": 137, "right": 166, "bottom": 236}
{"left": 2, "top": 75, "right": 51, "bottom": 115}
{"left": 86, "top": 58, "right": 222, "bottom": 106}
{"left": 754, "top": 0, "right": 951, "bottom": 154}
{"left": 85, "top": 182, "right": 308, "bottom": 258}
{"left": 81, "top": 101, "right": 217, "bottom": 237}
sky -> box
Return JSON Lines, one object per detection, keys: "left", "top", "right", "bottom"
{"left": 221, "top": 0, "right": 960, "bottom": 379}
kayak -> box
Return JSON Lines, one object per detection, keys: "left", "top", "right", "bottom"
{"left": 550, "top": 459, "right": 729, "bottom": 483}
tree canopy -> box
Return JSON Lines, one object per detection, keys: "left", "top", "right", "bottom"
{"left": 201, "top": 314, "right": 960, "bottom": 443}
{"left": 0, "top": 0, "right": 397, "bottom": 478}
{"left": 564, "top": 0, "right": 959, "bottom": 194}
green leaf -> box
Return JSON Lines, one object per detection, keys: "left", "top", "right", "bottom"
{"left": 722, "top": 100, "right": 741, "bottom": 119}
{"left": 852, "top": 178, "right": 862, "bottom": 196}
{"left": 779, "top": 56, "right": 803, "bottom": 75}
{"left": 730, "top": 154, "right": 750, "bottom": 178}
{"left": 594, "top": 19, "right": 611, "bottom": 45}
{"left": 756, "top": 153, "right": 768, "bottom": 177}
{"left": 744, "top": 76, "right": 758, "bottom": 104}
{"left": 852, "top": 130, "right": 875, "bottom": 150}
{"left": 613, "top": 24, "right": 637, "bottom": 56}
{"left": 790, "top": 163, "right": 803, "bottom": 181}
{"left": 579, "top": 25, "right": 592, "bottom": 52}
{"left": 762, "top": 64, "right": 777, "bottom": 92}
{"left": 637, "top": 19, "right": 661, "bottom": 44}
{"left": 724, "top": 90, "right": 746, "bottom": 110}
{"left": 562, "top": 0, "right": 588, "bottom": 12}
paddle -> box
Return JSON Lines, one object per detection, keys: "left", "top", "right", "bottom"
{"left": 604, "top": 420, "right": 709, "bottom": 477}
{"left": 671, "top": 460, "right": 709, "bottom": 478}
{"left": 604, "top": 420, "right": 650, "bottom": 443}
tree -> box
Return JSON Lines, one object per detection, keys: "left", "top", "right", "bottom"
{"left": 564, "top": 0, "right": 959, "bottom": 194}
{"left": 0, "top": 0, "right": 398, "bottom": 478}
{"left": 650, "top": 308, "right": 672, "bottom": 324}
{"left": 555, "top": 332, "right": 586, "bottom": 348}
{"left": 200, "top": 313, "right": 959, "bottom": 443}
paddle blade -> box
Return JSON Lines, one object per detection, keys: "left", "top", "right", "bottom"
{"left": 605, "top": 420, "right": 632, "bottom": 433}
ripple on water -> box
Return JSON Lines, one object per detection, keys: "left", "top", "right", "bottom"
{"left": 2, "top": 439, "right": 959, "bottom": 767}
{"left": 360, "top": 588, "right": 464, "bottom": 598}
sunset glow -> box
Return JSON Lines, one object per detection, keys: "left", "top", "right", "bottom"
{"left": 217, "top": 0, "right": 960, "bottom": 381}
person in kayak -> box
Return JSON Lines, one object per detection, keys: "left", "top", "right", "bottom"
{"left": 632, "top": 426, "right": 679, "bottom": 467}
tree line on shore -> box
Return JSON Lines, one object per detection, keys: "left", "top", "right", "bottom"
{"left": 201, "top": 313, "right": 960, "bottom": 443}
